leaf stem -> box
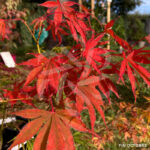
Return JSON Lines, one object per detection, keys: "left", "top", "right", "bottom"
{"left": 37, "top": 43, "right": 41, "bottom": 54}
{"left": 49, "top": 96, "right": 54, "bottom": 112}
{"left": 0, "top": 98, "right": 32, "bottom": 103}
{"left": 21, "top": 20, "right": 41, "bottom": 54}
{"left": 22, "top": 20, "right": 37, "bottom": 42}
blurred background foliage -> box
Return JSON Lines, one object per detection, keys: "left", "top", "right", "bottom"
{"left": 0, "top": 0, "right": 46, "bottom": 61}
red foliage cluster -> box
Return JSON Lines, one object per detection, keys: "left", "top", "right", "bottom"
{"left": 0, "top": 0, "right": 150, "bottom": 149}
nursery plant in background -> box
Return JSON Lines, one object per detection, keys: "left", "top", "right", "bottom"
{"left": 0, "top": 0, "right": 150, "bottom": 150}
{"left": 126, "top": 15, "right": 146, "bottom": 42}
{"left": 0, "top": 0, "right": 28, "bottom": 51}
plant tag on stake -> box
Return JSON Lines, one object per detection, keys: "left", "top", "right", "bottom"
{"left": 0, "top": 52, "right": 16, "bottom": 68}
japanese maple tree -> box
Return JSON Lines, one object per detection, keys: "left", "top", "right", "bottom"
{"left": 0, "top": 0, "right": 150, "bottom": 150}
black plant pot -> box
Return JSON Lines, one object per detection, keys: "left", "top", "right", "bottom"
{"left": 2, "top": 127, "right": 19, "bottom": 150}
{"left": 2, "top": 116, "right": 28, "bottom": 150}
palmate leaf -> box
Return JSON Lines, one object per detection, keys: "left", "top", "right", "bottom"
{"left": 39, "top": 0, "right": 76, "bottom": 27}
{"left": 119, "top": 55, "right": 150, "bottom": 101}
{"left": 76, "top": 85, "right": 104, "bottom": 130}
{"left": 36, "top": 59, "right": 61, "bottom": 96}
{"left": 128, "top": 57, "right": 150, "bottom": 86}
{"left": 65, "top": 13, "right": 88, "bottom": 44}
{"left": 81, "top": 33, "right": 113, "bottom": 74}
{"left": 40, "top": 0, "right": 90, "bottom": 44}
{"left": 67, "top": 76, "right": 119, "bottom": 130}
{"left": 9, "top": 109, "right": 88, "bottom": 150}
{"left": 20, "top": 54, "right": 65, "bottom": 97}
{"left": 119, "top": 51, "right": 150, "bottom": 99}
{"left": 106, "top": 27, "right": 150, "bottom": 101}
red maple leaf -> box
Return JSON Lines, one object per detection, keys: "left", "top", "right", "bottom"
{"left": 20, "top": 53, "right": 74, "bottom": 97}
{"left": 40, "top": 0, "right": 90, "bottom": 44}
{"left": 107, "top": 29, "right": 150, "bottom": 101}
{"left": 3, "top": 82, "right": 35, "bottom": 107}
{"left": 46, "top": 21, "right": 69, "bottom": 44}
{"left": 39, "top": 0, "right": 77, "bottom": 27}
{"left": 66, "top": 75, "right": 119, "bottom": 130}
{"left": 0, "top": 19, "right": 11, "bottom": 40}
{"left": 82, "top": 33, "right": 113, "bottom": 74}
{"left": 8, "top": 109, "right": 89, "bottom": 150}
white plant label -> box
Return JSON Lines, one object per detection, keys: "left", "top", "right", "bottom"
{"left": 0, "top": 51, "right": 16, "bottom": 68}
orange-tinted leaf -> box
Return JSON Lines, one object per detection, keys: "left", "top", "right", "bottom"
{"left": 124, "top": 132, "right": 131, "bottom": 141}
{"left": 9, "top": 109, "right": 84, "bottom": 150}
{"left": 56, "top": 109, "right": 88, "bottom": 132}
{"left": 12, "top": 109, "right": 49, "bottom": 119}
{"left": 36, "top": 58, "right": 61, "bottom": 97}
{"left": 79, "top": 86, "right": 105, "bottom": 127}
{"left": 76, "top": 95, "right": 84, "bottom": 113}
{"left": 8, "top": 117, "right": 46, "bottom": 150}
{"left": 33, "top": 117, "right": 51, "bottom": 150}
{"left": 47, "top": 113, "right": 75, "bottom": 150}
{"left": 67, "top": 76, "right": 106, "bottom": 130}
{"left": 78, "top": 75, "right": 100, "bottom": 86}
{"left": 37, "top": 69, "right": 49, "bottom": 97}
